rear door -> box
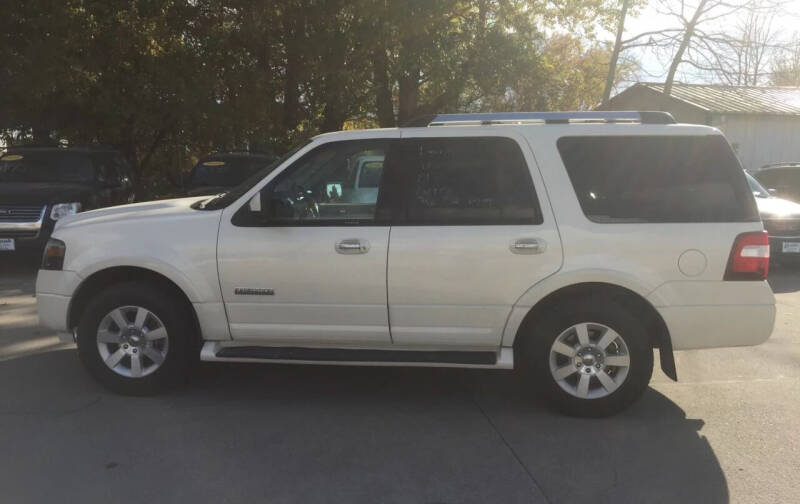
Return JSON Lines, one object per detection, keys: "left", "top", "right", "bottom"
{"left": 386, "top": 130, "right": 562, "bottom": 349}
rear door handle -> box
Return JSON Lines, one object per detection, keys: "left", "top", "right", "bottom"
{"left": 511, "top": 238, "right": 546, "bottom": 255}
{"left": 336, "top": 238, "right": 370, "bottom": 254}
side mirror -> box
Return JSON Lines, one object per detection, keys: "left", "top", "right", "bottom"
{"left": 247, "top": 192, "right": 294, "bottom": 220}
{"left": 768, "top": 188, "right": 777, "bottom": 195}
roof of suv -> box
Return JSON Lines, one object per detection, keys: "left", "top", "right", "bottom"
{"left": 312, "top": 111, "right": 718, "bottom": 142}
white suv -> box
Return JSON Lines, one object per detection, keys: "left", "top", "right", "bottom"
{"left": 36, "top": 111, "right": 775, "bottom": 417}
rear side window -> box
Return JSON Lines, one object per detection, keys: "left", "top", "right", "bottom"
{"left": 405, "top": 137, "right": 542, "bottom": 225}
{"left": 557, "top": 135, "right": 759, "bottom": 223}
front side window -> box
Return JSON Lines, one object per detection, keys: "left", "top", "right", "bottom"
{"left": 404, "top": 137, "right": 541, "bottom": 225}
{"left": 236, "top": 139, "right": 392, "bottom": 225}
{"left": 558, "top": 135, "right": 759, "bottom": 223}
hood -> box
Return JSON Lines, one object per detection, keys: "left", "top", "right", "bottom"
{"left": 55, "top": 196, "right": 210, "bottom": 232}
{"left": 755, "top": 196, "right": 800, "bottom": 219}
{"left": 0, "top": 182, "right": 95, "bottom": 205}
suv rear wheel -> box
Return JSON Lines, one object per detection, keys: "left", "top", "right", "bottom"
{"left": 518, "top": 296, "right": 654, "bottom": 417}
{"left": 76, "top": 281, "right": 193, "bottom": 395}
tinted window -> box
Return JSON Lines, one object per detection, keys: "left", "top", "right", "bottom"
{"left": 192, "top": 157, "right": 271, "bottom": 187}
{"left": 405, "top": 137, "right": 541, "bottom": 225}
{"left": 557, "top": 135, "right": 759, "bottom": 223}
{"left": 0, "top": 151, "right": 95, "bottom": 183}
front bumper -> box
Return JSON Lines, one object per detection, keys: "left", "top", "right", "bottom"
{"left": 35, "top": 269, "right": 82, "bottom": 340}
{"left": 0, "top": 216, "right": 55, "bottom": 257}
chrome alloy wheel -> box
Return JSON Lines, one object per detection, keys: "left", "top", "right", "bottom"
{"left": 548, "top": 322, "right": 631, "bottom": 399}
{"left": 96, "top": 306, "right": 169, "bottom": 378}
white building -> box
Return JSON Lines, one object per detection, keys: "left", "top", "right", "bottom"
{"left": 599, "top": 83, "right": 800, "bottom": 171}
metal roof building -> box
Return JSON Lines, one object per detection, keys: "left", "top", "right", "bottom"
{"left": 598, "top": 83, "right": 800, "bottom": 170}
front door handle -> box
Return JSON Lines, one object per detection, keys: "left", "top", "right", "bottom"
{"left": 510, "top": 238, "right": 546, "bottom": 255}
{"left": 335, "top": 238, "right": 370, "bottom": 254}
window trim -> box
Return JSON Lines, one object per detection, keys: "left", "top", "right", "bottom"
{"left": 232, "top": 139, "right": 399, "bottom": 227}
{"left": 391, "top": 136, "right": 544, "bottom": 227}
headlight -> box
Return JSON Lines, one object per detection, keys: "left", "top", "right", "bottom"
{"left": 50, "top": 202, "right": 82, "bottom": 221}
{"left": 41, "top": 238, "right": 66, "bottom": 270}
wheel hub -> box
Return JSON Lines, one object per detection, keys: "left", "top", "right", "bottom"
{"left": 574, "top": 346, "right": 605, "bottom": 374}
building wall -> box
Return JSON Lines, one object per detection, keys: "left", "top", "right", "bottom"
{"left": 597, "top": 86, "right": 710, "bottom": 124}
{"left": 712, "top": 114, "right": 800, "bottom": 171}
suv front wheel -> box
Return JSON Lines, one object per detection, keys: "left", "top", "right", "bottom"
{"left": 519, "top": 297, "right": 654, "bottom": 417}
{"left": 76, "top": 282, "right": 193, "bottom": 395}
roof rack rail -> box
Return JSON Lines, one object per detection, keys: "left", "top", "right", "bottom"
{"left": 404, "top": 111, "right": 676, "bottom": 127}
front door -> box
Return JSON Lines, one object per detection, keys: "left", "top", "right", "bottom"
{"left": 387, "top": 132, "right": 563, "bottom": 349}
{"left": 217, "top": 137, "right": 399, "bottom": 346}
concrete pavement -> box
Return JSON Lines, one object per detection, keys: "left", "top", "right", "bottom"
{"left": 0, "top": 261, "right": 798, "bottom": 503}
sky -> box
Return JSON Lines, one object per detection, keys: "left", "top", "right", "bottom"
{"left": 613, "top": 0, "right": 800, "bottom": 87}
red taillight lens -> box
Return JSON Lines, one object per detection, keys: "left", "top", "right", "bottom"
{"left": 724, "top": 231, "right": 769, "bottom": 280}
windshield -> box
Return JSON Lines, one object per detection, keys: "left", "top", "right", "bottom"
{"left": 191, "top": 157, "right": 274, "bottom": 187}
{"left": 0, "top": 151, "right": 95, "bottom": 183}
{"left": 195, "top": 140, "right": 312, "bottom": 210}
{"left": 745, "top": 172, "right": 770, "bottom": 198}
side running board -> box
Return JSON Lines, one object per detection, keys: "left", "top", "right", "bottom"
{"left": 201, "top": 342, "right": 512, "bottom": 368}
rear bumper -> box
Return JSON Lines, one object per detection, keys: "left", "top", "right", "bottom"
{"left": 769, "top": 235, "right": 800, "bottom": 259}
{"left": 648, "top": 281, "right": 775, "bottom": 350}
{"left": 657, "top": 304, "right": 775, "bottom": 350}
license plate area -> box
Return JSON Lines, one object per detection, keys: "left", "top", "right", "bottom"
{"left": 782, "top": 242, "right": 800, "bottom": 253}
{"left": 0, "top": 238, "right": 15, "bottom": 251}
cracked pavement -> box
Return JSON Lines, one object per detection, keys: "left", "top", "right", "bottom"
{"left": 1, "top": 259, "right": 798, "bottom": 503}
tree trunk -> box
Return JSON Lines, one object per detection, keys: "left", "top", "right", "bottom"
{"left": 282, "top": 6, "right": 301, "bottom": 130}
{"left": 603, "top": 0, "right": 630, "bottom": 105}
{"left": 372, "top": 47, "right": 394, "bottom": 127}
{"left": 398, "top": 69, "right": 420, "bottom": 123}
{"left": 664, "top": 0, "right": 710, "bottom": 96}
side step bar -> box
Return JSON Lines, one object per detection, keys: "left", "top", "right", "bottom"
{"left": 201, "top": 343, "right": 513, "bottom": 369}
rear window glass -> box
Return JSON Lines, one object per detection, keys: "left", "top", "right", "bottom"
{"left": 557, "top": 135, "right": 759, "bottom": 223}
{"left": 191, "top": 157, "right": 273, "bottom": 187}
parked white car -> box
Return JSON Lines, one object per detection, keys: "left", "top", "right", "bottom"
{"left": 36, "top": 111, "right": 775, "bottom": 416}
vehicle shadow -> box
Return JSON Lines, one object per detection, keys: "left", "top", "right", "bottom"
{"left": 768, "top": 263, "right": 800, "bottom": 293}
{"left": 0, "top": 350, "right": 729, "bottom": 504}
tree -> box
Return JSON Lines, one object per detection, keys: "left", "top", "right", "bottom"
{"left": 771, "top": 35, "right": 800, "bottom": 85}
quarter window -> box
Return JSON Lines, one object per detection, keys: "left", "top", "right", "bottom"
{"left": 404, "top": 137, "right": 541, "bottom": 225}
{"left": 558, "top": 135, "right": 759, "bottom": 223}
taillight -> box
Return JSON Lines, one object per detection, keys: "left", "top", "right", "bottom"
{"left": 724, "top": 231, "right": 769, "bottom": 280}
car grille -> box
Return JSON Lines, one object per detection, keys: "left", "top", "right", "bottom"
{"left": 0, "top": 205, "right": 45, "bottom": 223}
{"left": 763, "top": 218, "right": 800, "bottom": 236}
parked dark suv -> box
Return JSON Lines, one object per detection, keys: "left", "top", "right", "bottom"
{"left": 186, "top": 152, "right": 277, "bottom": 196}
{"left": 0, "top": 146, "right": 135, "bottom": 256}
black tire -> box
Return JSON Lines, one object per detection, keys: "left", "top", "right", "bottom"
{"left": 76, "top": 281, "right": 194, "bottom": 395}
{"left": 517, "top": 295, "right": 654, "bottom": 417}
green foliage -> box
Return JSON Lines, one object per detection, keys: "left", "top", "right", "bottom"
{"left": 0, "top": 0, "right": 620, "bottom": 197}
